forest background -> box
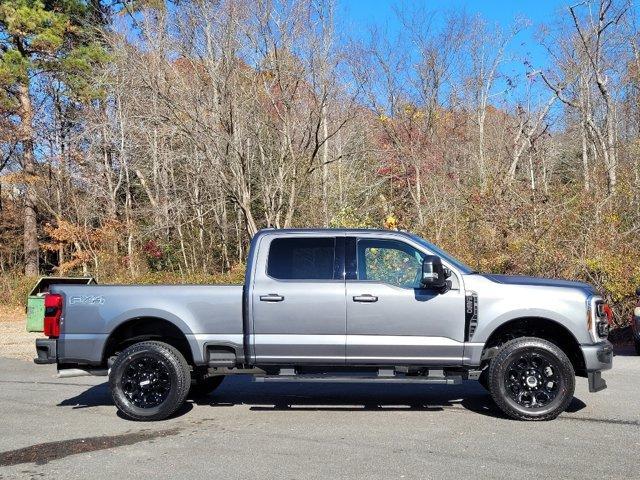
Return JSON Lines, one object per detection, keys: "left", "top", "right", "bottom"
{"left": 1, "top": 0, "right": 639, "bottom": 334}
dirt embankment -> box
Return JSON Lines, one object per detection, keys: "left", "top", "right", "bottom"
{"left": 0, "top": 306, "right": 38, "bottom": 361}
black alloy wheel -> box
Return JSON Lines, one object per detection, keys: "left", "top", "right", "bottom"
{"left": 504, "top": 350, "right": 561, "bottom": 409}
{"left": 109, "top": 341, "right": 191, "bottom": 421}
{"left": 488, "top": 337, "right": 575, "bottom": 421}
{"left": 121, "top": 356, "right": 172, "bottom": 408}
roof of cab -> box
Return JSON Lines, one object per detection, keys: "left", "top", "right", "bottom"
{"left": 254, "top": 227, "right": 413, "bottom": 236}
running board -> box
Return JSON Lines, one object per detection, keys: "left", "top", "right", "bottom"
{"left": 56, "top": 368, "right": 108, "bottom": 378}
{"left": 253, "top": 372, "right": 462, "bottom": 385}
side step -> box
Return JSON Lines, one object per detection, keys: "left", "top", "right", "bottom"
{"left": 253, "top": 369, "right": 462, "bottom": 385}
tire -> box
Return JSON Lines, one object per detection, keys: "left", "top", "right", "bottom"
{"left": 634, "top": 338, "right": 640, "bottom": 356}
{"left": 488, "top": 337, "right": 575, "bottom": 421}
{"left": 190, "top": 374, "right": 225, "bottom": 397}
{"left": 109, "top": 341, "right": 191, "bottom": 421}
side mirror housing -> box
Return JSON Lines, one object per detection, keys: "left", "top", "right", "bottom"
{"left": 421, "top": 255, "right": 447, "bottom": 290}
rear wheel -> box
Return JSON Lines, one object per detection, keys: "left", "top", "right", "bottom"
{"left": 109, "top": 341, "right": 191, "bottom": 421}
{"left": 488, "top": 337, "right": 575, "bottom": 421}
{"left": 634, "top": 338, "right": 640, "bottom": 356}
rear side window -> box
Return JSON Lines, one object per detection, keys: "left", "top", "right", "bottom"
{"left": 267, "top": 237, "right": 336, "bottom": 280}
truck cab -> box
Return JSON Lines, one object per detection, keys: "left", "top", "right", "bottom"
{"left": 248, "top": 230, "right": 467, "bottom": 366}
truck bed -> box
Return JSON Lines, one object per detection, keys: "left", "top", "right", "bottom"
{"left": 50, "top": 284, "right": 244, "bottom": 365}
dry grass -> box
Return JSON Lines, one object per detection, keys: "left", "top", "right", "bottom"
{"left": 0, "top": 305, "right": 39, "bottom": 361}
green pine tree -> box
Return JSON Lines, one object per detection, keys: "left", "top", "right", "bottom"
{"left": 0, "top": 0, "right": 108, "bottom": 275}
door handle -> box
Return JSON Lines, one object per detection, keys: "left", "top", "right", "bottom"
{"left": 260, "top": 293, "right": 284, "bottom": 302}
{"left": 353, "top": 294, "right": 378, "bottom": 303}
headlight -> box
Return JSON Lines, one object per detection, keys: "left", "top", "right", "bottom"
{"left": 597, "top": 320, "right": 610, "bottom": 337}
{"left": 588, "top": 297, "right": 611, "bottom": 341}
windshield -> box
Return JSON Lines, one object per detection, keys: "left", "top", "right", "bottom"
{"left": 409, "top": 233, "right": 475, "bottom": 275}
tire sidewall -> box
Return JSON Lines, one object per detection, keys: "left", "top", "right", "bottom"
{"left": 489, "top": 337, "right": 575, "bottom": 420}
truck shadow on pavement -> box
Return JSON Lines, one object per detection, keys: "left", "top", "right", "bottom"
{"left": 58, "top": 376, "right": 587, "bottom": 420}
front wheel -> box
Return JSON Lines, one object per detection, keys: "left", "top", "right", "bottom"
{"left": 109, "top": 341, "right": 191, "bottom": 421}
{"left": 488, "top": 337, "right": 575, "bottom": 421}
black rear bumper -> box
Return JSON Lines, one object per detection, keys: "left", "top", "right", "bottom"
{"left": 34, "top": 338, "right": 57, "bottom": 364}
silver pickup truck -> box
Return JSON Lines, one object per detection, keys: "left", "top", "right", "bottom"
{"left": 34, "top": 228, "right": 613, "bottom": 421}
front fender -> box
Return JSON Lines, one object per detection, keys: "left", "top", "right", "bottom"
{"left": 472, "top": 307, "right": 588, "bottom": 345}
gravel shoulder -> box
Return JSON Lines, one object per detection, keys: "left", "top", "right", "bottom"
{"left": 0, "top": 306, "right": 39, "bottom": 362}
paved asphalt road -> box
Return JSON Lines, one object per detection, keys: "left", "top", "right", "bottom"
{"left": 0, "top": 351, "right": 638, "bottom": 480}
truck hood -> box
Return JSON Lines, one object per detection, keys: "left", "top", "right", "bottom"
{"left": 481, "top": 274, "right": 596, "bottom": 295}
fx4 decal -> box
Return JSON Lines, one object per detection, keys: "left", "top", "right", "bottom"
{"left": 69, "top": 295, "right": 105, "bottom": 305}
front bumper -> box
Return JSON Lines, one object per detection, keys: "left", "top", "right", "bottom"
{"left": 34, "top": 338, "right": 57, "bottom": 364}
{"left": 581, "top": 340, "right": 612, "bottom": 392}
{"left": 581, "top": 340, "right": 613, "bottom": 372}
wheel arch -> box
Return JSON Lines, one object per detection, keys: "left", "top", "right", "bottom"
{"left": 482, "top": 316, "right": 586, "bottom": 376}
{"left": 102, "top": 316, "right": 197, "bottom": 366}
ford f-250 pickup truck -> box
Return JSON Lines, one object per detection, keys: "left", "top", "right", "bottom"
{"left": 34, "top": 228, "right": 613, "bottom": 421}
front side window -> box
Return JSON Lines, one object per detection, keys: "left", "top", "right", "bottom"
{"left": 357, "top": 239, "right": 425, "bottom": 288}
{"left": 267, "top": 237, "right": 336, "bottom": 280}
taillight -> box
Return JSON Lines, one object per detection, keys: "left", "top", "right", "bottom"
{"left": 44, "top": 294, "right": 63, "bottom": 338}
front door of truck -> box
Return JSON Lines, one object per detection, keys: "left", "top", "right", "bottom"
{"left": 345, "top": 235, "right": 466, "bottom": 365}
{"left": 250, "top": 233, "right": 346, "bottom": 364}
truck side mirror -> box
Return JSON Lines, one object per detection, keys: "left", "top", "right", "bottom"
{"left": 421, "top": 255, "right": 447, "bottom": 290}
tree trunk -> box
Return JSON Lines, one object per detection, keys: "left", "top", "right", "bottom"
{"left": 321, "top": 104, "right": 330, "bottom": 227}
{"left": 581, "top": 120, "right": 590, "bottom": 191}
{"left": 18, "top": 83, "right": 39, "bottom": 276}
{"left": 604, "top": 104, "right": 617, "bottom": 195}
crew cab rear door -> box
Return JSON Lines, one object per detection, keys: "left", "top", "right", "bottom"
{"left": 249, "top": 233, "right": 346, "bottom": 364}
{"left": 345, "top": 233, "right": 466, "bottom": 365}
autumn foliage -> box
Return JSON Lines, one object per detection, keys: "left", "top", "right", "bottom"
{"left": 1, "top": 0, "right": 639, "bottom": 336}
